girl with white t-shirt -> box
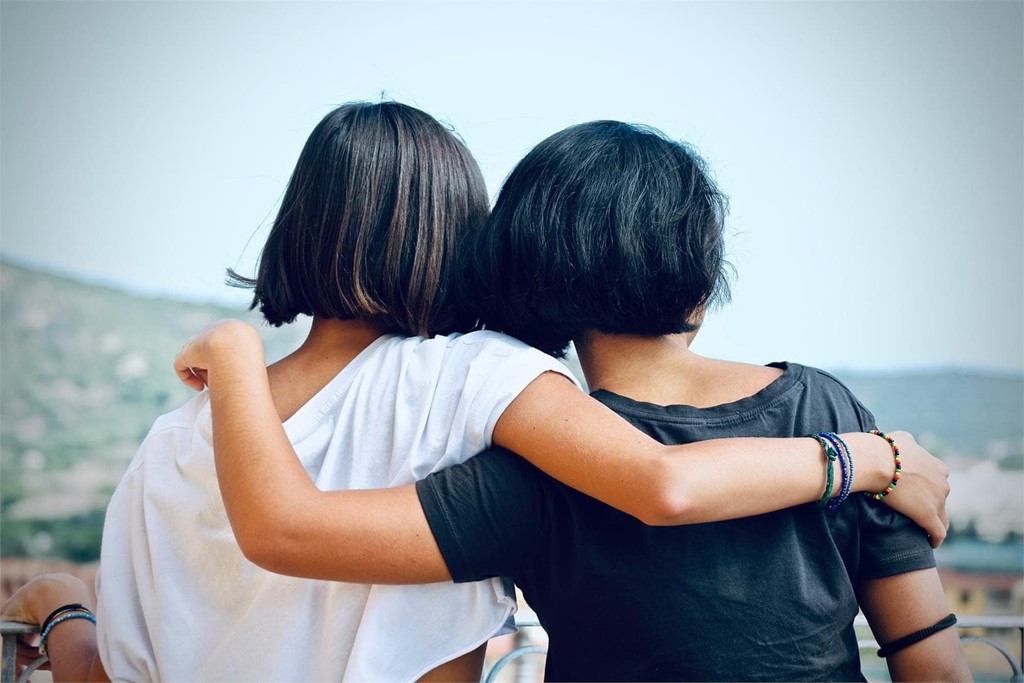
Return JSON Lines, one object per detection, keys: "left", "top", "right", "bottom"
{"left": 2, "top": 102, "right": 950, "bottom": 682}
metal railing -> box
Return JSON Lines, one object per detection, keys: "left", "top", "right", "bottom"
{"left": 1, "top": 622, "right": 41, "bottom": 683}
{"left": 484, "top": 612, "right": 1024, "bottom": 683}
{"left": 3, "top": 614, "right": 1022, "bottom": 682}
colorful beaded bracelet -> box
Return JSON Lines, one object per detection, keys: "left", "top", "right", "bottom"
{"left": 867, "top": 429, "right": 901, "bottom": 500}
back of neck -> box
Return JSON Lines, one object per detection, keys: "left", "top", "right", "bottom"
{"left": 576, "top": 331, "right": 783, "bottom": 409}
{"left": 268, "top": 316, "right": 390, "bottom": 421}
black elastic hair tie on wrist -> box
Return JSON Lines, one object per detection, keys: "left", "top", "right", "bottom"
{"left": 877, "top": 613, "right": 957, "bottom": 658}
{"left": 39, "top": 602, "right": 84, "bottom": 634}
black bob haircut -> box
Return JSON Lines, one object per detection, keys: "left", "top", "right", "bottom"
{"left": 230, "top": 101, "right": 489, "bottom": 337}
{"left": 461, "top": 120, "right": 731, "bottom": 357}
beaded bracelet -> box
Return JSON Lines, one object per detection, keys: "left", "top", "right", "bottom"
{"left": 820, "top": 432, "right": 854, "bottom": 510}
{"left": 808, "top": 434, "right": 838, "bottom": 507}
{"left": 38, "top": 607, "right": 96, "bottom": 657}
{"left": 866, "top": 429, "right": 902, "bottom": 500}
{"left": 821, "top": 433, "right": 847, "bottom": 510}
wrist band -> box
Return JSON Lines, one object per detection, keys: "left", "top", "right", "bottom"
{"left": 39, "top": 602, "right": 85, "bottom": 636}
{"left": 808, "top": 434, "right": 838, "bottom": 506}
{"left": 877, "top": 613, "right": 957, "bottom": 658}
{"left": 866, "top": 429, "right": 902, "bottom": 500}
{"left": 38, "top": 607, "right": 96, "bottom": 657}
{"left": 820, "top": 432, "right": 854, "bottom": 511}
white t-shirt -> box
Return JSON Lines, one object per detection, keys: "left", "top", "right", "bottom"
{"left": 95, "top": 330, "right": 577, "bottom": 682}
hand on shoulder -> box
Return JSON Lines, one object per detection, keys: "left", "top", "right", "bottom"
{"left": 174, "top": 319, "right": 265, "bottom": 391}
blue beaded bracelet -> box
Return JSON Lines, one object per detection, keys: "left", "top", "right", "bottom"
{"left": 820, "top": 432, "right": 854, "bottom": 510}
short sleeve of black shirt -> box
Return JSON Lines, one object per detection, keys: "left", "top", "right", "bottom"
{"left": 800, "top": 367, "right": 936, "bottom": 580}
{"left": 416, "top": 447, "right": 548, "bottom": 584}
{"left": 854, "top": 494, "right": 937, "bottom": 580}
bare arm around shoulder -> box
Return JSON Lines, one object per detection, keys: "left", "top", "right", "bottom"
{"left": 173, "top": 320, "right": 950, "bottom": 581}
{"left": 859, "top": 569, "right": 972, "bottom": 682}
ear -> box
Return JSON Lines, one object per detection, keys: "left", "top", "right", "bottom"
{"left": 686, "top": 306, "right": 707, "bottom": 330}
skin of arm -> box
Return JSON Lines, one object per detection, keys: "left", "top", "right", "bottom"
{"left": 174, "top": 320, "right": 949, "bottom": 580}
{"left": 493, "top": 372, "right": 945, "bottom": 529}
{"left": 859, "top": 569, "right": 972, "bottom": 682}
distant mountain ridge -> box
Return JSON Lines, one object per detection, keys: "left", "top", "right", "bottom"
{"left": 833, "top": 369, "right": 1023, "bottom": 459}
{"left": 1, "top": 259, "right": 1021, "bottom": 561}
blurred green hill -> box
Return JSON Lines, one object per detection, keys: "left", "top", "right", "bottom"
{"left": 1, "top": 259, "right": 306, "bottom": 560}
{"left": 1, "top": 258, "right": 1021, "bottom": 561}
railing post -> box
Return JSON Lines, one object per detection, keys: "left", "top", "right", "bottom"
{"left": 1, "top": 622, "right": 37, "bottom": 683}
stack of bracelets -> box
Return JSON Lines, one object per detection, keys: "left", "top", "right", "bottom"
{"left": 809, "top": 431, "right": 855, "bottom": 510}
{"left": 38, "top": 603, "right": 96, "bottom": 658}
{"left": 809, "top": 429, "right": 901, "bottom": 511}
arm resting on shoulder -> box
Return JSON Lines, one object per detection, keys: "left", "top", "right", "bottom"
{"left": 494, "top": 372, "right": 949, "bottom": 540}
{"left": 183, "top": 323, "right": 449, "bottom": 582}
{"left": 859, "top": 568, "right": 972, "bottom": 682}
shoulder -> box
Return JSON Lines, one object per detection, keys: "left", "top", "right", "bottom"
{"left": 783, "top": 362, "right": 877, "bottom": 430}
{"left": 398, "top": 329, "right": 539, "bottom": 353}
{"left": 380, "top": 331, "right": 568, "bottom": 373}
{"left": 139, "top": 391, "right": 210, "bottom": 443}
{"left": 121, "top": 392, "right": 211, "bottom": 479}
{"left": 405, "top": 330, "right": 580, "bottom": 390}
{"left": 795, "top": 364, "right": 858, "bottom": 394}
{"left": 146, "top": 390, "right": 210, "bottom": 432}
{"left": 448, "top": 330, "right": 560, "bottom": 362}
{"left": 791, "top": 364, "right": 874, "bottom": 414}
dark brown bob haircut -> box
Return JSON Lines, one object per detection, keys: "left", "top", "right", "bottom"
{"left": 230, "top": 101, "right": 489, "bottom": 337}
{"left": 461, "top": 120, "right": 730, "bottom": 357}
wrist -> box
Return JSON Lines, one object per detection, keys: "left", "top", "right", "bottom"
{"left": 208, "top": 321, "right": 263, "bottom": 359}
{"left": 206, "top": 323, "right": 266, "bottom": 385}
{"left": 841, "top": 432, "right": 892, "bottom": 492}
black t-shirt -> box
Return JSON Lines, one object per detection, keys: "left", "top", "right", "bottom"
{"left": 416, "top": 363, "right": 935, "bottom": 681}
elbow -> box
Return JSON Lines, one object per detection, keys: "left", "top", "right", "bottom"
{"left": 235, "top": 528, "right": 274, "bottom": 569}
{"left": 235, "top": 521, "right": 304, "bottom": 575}
{"left": 232, "top": 519, "right": 279, "bottom": 570}
{"left": 226, "top": 506, "right": 296, "bottom": 574}
{"left": 639, "top": 492, "right": 697, "bottom": 527}
{"left": 634, "top": 457, "right": 699, "bottom": 527}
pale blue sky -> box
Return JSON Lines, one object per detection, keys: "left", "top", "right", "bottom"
{"left": 2, "top": 0, "right": 1021, "bottom": 371}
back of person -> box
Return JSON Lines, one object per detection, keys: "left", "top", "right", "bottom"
{"left": 94, "top": 100, "right": 547, "bottom": 681}
{"left": 418, "top": 119, "right": 958, "bottom": 681}
{"left": 96, "top": 329, "right": 566, "bottom": 680}
{"left": 420, "top": 360, "right": 933, "bottom": 681}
